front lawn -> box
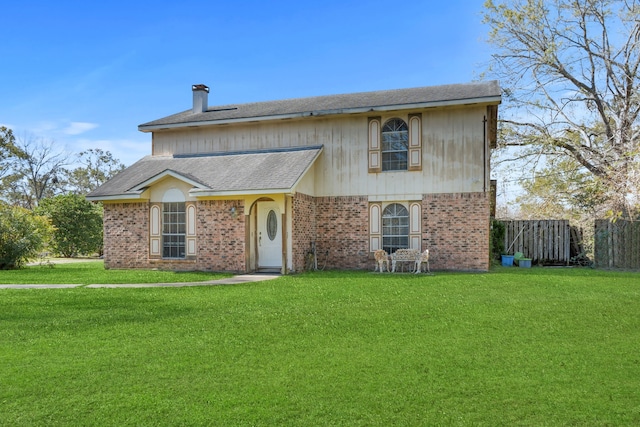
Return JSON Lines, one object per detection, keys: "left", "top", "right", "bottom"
{"left": 0, "top": 260, "right": 231, "bottom": 284}
{"left": 1, "top": 268, "right": 639, "bottom": 425}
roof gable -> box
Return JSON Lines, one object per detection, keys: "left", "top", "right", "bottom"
{"left": 87, "top": 146, "right": 323, "bottom": 201}
{"left": 129, "top": 170, "right": 210, "bottom": 192}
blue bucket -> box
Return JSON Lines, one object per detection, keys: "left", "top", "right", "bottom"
{"left": 501, "top": 255, "right": 514, "bottom": 267}
{"left": 519, "top": 259, "right": 532, "bottom": 268}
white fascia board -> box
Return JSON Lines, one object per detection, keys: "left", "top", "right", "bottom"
{"left": 86, "top": 193, "right": 145, "bottom": 202}
{"left": 189, "top": 188, "right": 293, "bottom": 198}
{"left": 139, "top": 96, "right": 502, "bottom": 132}
{"left": 130, "top": 170, "right": 208, "bottom": 192}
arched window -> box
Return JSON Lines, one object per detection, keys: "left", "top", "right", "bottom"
{"left": 382, "top": 203, "right": 409, "bottom": 253}
{"left": 162, "top": 189, "right": 186, "bottom": 259}
{"left": 381, "top": 118, "right": 408, "bottom": 171}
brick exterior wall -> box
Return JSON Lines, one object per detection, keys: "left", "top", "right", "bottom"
{"left": 103, "top": 202, "right": 150, "bottom": 269}
{"left": 293, "top": 192, "right": 489, "bottom": 272}
{"left": 422, "top": 192, "right": 490, "bottom": 271}
{"left": 196, "top": 200, "right": 245, "bottom": 273}
{"left": 103, "top": 200, "right": 245, "bottom": 272}
{"left": 291, "top": 193, "right": 317, "bottom": 271}
{"left": 315, "top": 195, "right": 370, "bottom": 270}
{"left": 103, "top": 192, "right": 489, "bottom": 273}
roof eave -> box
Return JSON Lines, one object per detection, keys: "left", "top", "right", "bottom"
{"left": 189, "top": 188, "right": 294, "bottom": 198}
{"left": 138, "top": 95, "right": 502, "bottom": 132}
{"left": 86, "top": 193, "right": 145, "bottom": 202}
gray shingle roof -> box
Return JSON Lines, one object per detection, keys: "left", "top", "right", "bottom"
{"left": 139, "top": 80, "right": 501, "bottom": 131}
{"left": 87, "top": 146, "right": 323, "bottom": 200}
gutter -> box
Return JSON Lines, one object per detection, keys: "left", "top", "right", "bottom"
{"left": 188, "top": 188, "right": 294, "bottom": 197}
{"left": 87, "top": 188, "right": 294, "bottom": 201}
{"left": 86, "top": 192, "right": 144, "bottom": 202}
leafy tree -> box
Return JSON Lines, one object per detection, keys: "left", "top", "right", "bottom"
{"left": 514, "top": 157, "right": 609, "bottom": 220}
{"left": 64, "top": 148, "right": 125, "bottom": 194}
{"left": 484, "top": 0, "right": 640, "bottom": 218}
{"left": 36, "top": 194, "right": 103, "bottom": 257}
{"left": 0, "top": 126, "right": 23, "bottom": 181}
{"left": 0, "top": 202, "right": 52, "bottom": 269}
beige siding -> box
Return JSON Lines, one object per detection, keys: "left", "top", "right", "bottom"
{"left": 152, "top": 105, "right": 491, "bottom": 197}
{"left": 293, "top": 162, "right": 317, "bottom": 195}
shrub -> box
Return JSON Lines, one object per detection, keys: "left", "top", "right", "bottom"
{"left": 490, "top": 219, "right": 505, "bottom": 260}
{"left": 0, "top": 203, "right": 52, "bottom": 269}
{"left": 36, "top": 194, "right": 103, "bottom": 257}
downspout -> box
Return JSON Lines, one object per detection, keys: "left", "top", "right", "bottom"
{"left": 483, "top": 115, "right": 488, "bottom": 193}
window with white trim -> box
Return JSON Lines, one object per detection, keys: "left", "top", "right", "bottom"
{"left": 163, "top": 202, "right": 186, "bottom": 258}
{"left": 381, "top": 118, "right": 408, "bottom": 171}
{"left": 382, "top": 203, "right": 409, "bottom": 253}
{"left": 369, "top": 115, "right": 422, "bottom": 173}
{"left": 150, "top": 187, "right": 196, "bottom": 260}
{"left": 370, "top": 201, "right": 422, "bottom": 254}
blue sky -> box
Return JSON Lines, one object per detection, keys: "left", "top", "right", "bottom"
{"left": 1, "top": 0, "right": 493, "bottom": 167}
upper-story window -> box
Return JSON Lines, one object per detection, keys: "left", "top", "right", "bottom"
{"left": 381, "top": 118, "right": 409, "bottom": 171}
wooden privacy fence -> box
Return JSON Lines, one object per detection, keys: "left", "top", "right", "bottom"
{"left": 594, "top": 220, "right": 640, "bottom": 269}
{"left": 501, "top": 220, "right": 571, "bottom": 265}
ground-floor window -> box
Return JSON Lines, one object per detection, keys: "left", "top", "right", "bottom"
{"left": 163, "top": 202, "right": 186, "bottom": 258}
{"left": 382, "top": 203, "right": 409, "bottom": 253}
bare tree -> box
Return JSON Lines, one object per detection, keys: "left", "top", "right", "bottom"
{"left": 484, "top": 0, "right": 640, "bottom": 218}
{"left": 64, "top": 148, "right": 126, "bottom": 195}
{"left": 3, "top": 134, "right": 69, "bottom": 208}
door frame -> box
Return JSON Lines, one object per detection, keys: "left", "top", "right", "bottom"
{"left": 247, "top": 197, "right": 287, "bottom": 274}
{"left": 257, "top": 201, "right": 282, "bottom": 268}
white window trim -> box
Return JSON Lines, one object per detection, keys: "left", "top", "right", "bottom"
{"left": 369, "top": 115, "right": 422, "bottom": 173}
{"left": 162, "top": 201, "right": 187, "bottom": 259}
{"left": 370, "top": 201, "right": 422, "bottom": 253}
{"left": 381, "top": 118, "right": 409, "bottom": 172}
{"left": 150, "top": 189, "right": 197, "bottom": 259}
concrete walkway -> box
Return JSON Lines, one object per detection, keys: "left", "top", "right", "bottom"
{"left": 0, "top": 274, "right": 280, "bottom": 289}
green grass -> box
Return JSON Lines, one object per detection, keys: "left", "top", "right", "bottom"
{"left": 0, "top": 260, "right": 231, "bottom": 284}
{"left": 1, "top": 267, "right": 640, "bottom": 426}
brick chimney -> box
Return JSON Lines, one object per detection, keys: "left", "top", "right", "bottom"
{"left": 192, "top": 84, "right": 209, "bottom": 113}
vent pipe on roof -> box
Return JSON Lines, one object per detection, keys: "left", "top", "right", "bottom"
{"left": 192, "top": 84, "right": 209, "bottom": 114}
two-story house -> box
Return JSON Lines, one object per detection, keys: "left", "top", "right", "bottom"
{"left": 87, "top": 81, "right": 501, "bottom": 273}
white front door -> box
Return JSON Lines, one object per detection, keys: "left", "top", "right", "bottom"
{"left": 257, "top": 202, "right": 282, "bottom": 268}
